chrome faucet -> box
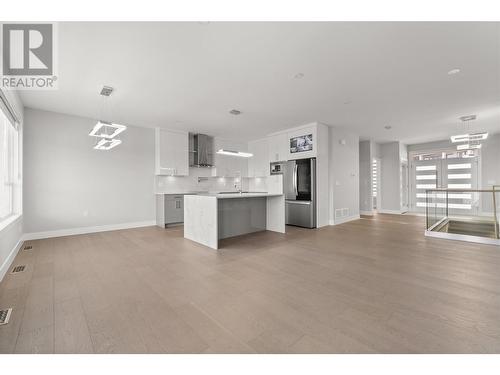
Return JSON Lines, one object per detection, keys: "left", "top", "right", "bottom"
{"left": 234, "top": 171, "right": 242, "bottom": 193}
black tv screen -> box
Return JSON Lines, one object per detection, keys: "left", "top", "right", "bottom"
{"left": 290, "top": 134, "right": 313, "bottom": 153}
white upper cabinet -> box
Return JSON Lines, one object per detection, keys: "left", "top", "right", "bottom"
{"left": 155, "top": 128, "right": 189, "bottom": 176}
{"left": 267, "top": 133, "right": 289, "bottom": 162}
{"left": 248, "top": 138, "right": 269, "bottom": 177}
{"left": 212, "top": 138, "right": 248, "bottom": 177}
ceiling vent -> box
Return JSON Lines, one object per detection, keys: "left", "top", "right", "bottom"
{"left": 100, "top": 86, "right": 114, "bottom": 96}
{"left": 0, "top": 308, "right": 13, "bottom": 325}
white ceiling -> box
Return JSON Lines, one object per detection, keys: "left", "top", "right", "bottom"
{"left": 19, "top": 22, "right": 500, "bottom": 144}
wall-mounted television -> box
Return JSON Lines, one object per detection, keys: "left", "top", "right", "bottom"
{"left": 290, "top": 134, "right": 313, "bottom": 153}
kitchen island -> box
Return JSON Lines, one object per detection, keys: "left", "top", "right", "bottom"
{"left": 184, "top": 192, "right": 285, "bottom": 249}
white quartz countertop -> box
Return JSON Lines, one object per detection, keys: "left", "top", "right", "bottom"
{"left": 154, "top": 191, "right": 208, "bottom": 195}
{"left": 187, "top": 192, "right": 283, "bottom": 199}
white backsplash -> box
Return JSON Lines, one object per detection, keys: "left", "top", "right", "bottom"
{"left": 155, "top": 167, "right": 270, "bottom": 194}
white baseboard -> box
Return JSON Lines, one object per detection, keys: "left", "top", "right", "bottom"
{"left": 23, "top": 220, "right": 156, "bottom": 241}
{"left": 329, "top": 214, "right": 361, "bottom": 226}
{"left": 360, "top": 210, "right": 374, "bottom": 216}
{"left": 377, "top": 209, "right": 403, "bottom": 215}
{"left": 0, "top": 238, "right": 24, "bottom": 282}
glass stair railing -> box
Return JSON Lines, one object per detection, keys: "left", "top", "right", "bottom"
{"left": 425, "top": 188, "right": 499, "bottom": 246}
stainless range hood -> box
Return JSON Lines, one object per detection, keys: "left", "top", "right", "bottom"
{"left": 189, "top": 133, "right": 214, "bottom": 167}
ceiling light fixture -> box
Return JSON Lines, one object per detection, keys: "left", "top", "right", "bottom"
{"left": 457, "top": 143, "right": 482, "bottom": 151}
{"left": 94, "top": 138, "right": 122, "bottom": 150}
{"left": 447, "top": 68, "right": 461, "bottom": 75}
{"left": 459, "top": 115, "right": 477, "bottom": 122}
{"left": 229, "top": 109, "right": 241, "bottom": 115}
{"left": 216, "top": 149, "right": 253, "bottom": 158}
{"left": 294, "top": 72, "right": 304, "bottom": 79}
{"left": 450, "top": 132, "right": 488, "bottom": 143}
{"left": 89, "top": 121, "right": 127, "bottom": 139}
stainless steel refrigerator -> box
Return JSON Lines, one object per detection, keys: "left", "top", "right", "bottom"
{"left": 283, "top": 158, "right": 317, "bottom": 228}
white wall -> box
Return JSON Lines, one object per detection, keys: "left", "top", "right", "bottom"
{"left": 380, "top": 142, "right": 402, "bottom": 213}
{"left": 23, "top": 108, "right": 156, "bottom": 237}
{"left": 480, "top": 133, "right": 500, "bottom": 188}
{"left": 481, "top": 133, "right": 500, "bottom": 213}
{"left": 329, "top": 127, "right": 360, "bottom": 224}
{"left": 0, "top": 89, "right": 24, "bottom": 281}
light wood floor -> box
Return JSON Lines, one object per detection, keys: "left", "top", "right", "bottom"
{"left": 1, "top": 214, "right": 500, "bottom": 353}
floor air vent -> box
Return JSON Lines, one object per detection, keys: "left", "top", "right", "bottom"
{"left": 0, "top": 308, "right": 13, "bottom": 325}
{"left": 24, "top": 245, "right": 33, "bottom": 250}
{"left": 11, "top": 265, "right": 26, "bottom": 274}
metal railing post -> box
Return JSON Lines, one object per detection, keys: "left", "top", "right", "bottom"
{"left": 446, "top": 190, "right": 449, "bottom": 221}
{"left": 426, "top": 190, "right": 429, "bottom": 230}
{"left": 493, "top": 186, "right": 498, "bottom": 239}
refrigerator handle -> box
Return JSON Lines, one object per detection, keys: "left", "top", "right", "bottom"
{"left": 293, "top": 163, "right": 298, "bottom": 196}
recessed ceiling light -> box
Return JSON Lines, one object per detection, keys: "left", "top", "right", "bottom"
{"left": 100, "top": 86, "right": 114, "bottom": 96}
{"left": 384, "top": 125, "right": 392, "bottom": 130}
{"left": 229, "top": 109, "right": 241, "bottom": 115}
{"left": 294, "top": 73, "right": 304, "bottom": 79}
{"left": 459, "top": 114, "right": 477, "bottom": 122}
{"left": 447, "top": 68, "right": 461, "bottom": 75}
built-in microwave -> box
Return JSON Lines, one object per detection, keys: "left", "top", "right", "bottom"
{"left": 270, "top": 162, "right": 285, "bottom": 175}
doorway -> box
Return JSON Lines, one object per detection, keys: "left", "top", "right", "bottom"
{"left": 409, "top": 149, "right": 480, "bottom": 215}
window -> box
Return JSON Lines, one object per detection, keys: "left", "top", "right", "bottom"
{"left": 0, "top": 105, "right": 20, "bottom": 223}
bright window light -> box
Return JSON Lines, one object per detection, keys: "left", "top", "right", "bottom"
{"left": 448, "top": 163, "right": 471, "bottom": 169}
{"left": 216, "top": 149, "right": 253, "bottom": 158}
{"left": 94, "top": 138, "right": 122, "bottom": 150}
{"left": 448, "top": 184, "right": 471, "bottom": 189}
{"left": 89, "top": 121, "right": 127, "bottom": 139}
{"left": 449, "top": 203, "right": 472, "bottom": 209}
{"left": 416, "top": 175, "right": 436, "bottom": 180}
{"left": 416, "top": 184, "right": 436, "bottom": 189}
{"left": 448, "top": 173, "right": 472, "bottom": 179}
{"left": 416, "top": 165, "right": 436, "bottom": 171}
{"left": 416, "top": 193, "right": 472, "bottom": 199}
{"left": 416, "top": 202, "right": 471, "bottom": 209}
